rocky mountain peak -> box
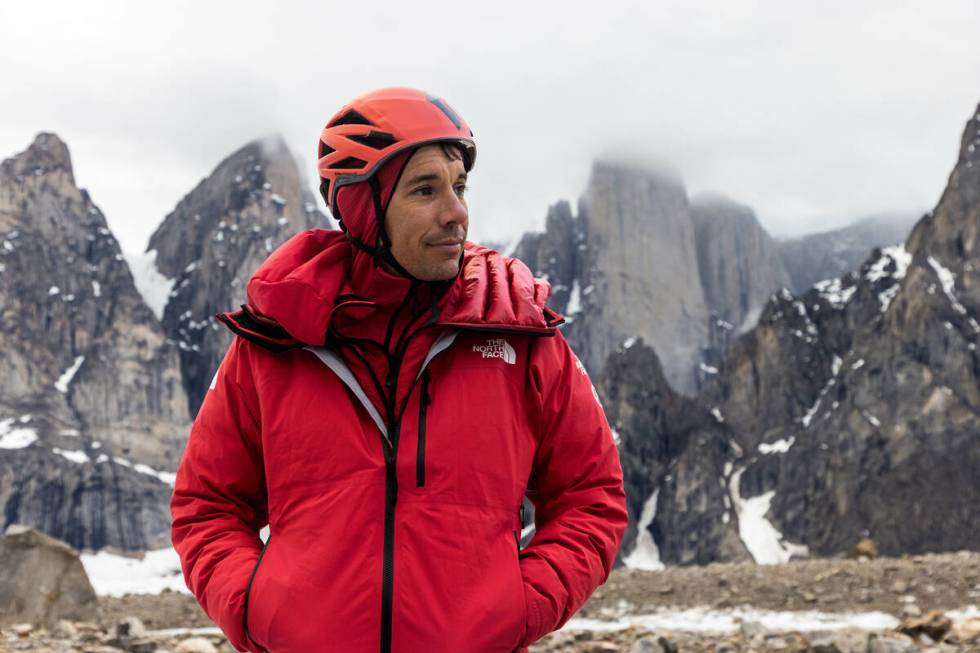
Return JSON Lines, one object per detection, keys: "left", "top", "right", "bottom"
{"left": 599, "top": 338, "right": 748, "bottom": 566}
{"left": 572, "top": 159, "right": 709, "bottom": 394}
{"left": 694, "top": 101, "right": 980, "bottom": 559}
{"left": 905, "top": 102, "right": 979, "bottom": 313}
{"left": 583, "top": 160, "right": 691, "bottom": 252}
{"left": 254, "top": 132, "right": 292, "bottom": 161}
{"left": 515, "top": 159, "right": 793, "bottom": 396}
{"left": 147, "top": 135, "right": 327, "bottom": 414}
{"left": 0, "top": 132, "right": 74, "bottom": 186}
{"left": 690, "top": 192, "right": 756, "bottom": 223}
{"left": 0, "top": 134, "right": 189, "bottom": 551}
{"left": 589, "top": 158, "right": 683, "bottom": 189}
{"left": 148, "top": 133, "right": 318, "bottom": 279}
{"left": 609, "top": 98, "right": 980, "bottom": 569}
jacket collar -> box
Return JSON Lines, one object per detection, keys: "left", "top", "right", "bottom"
{"left": 217, "top": 229, "right": 563, "bottom": 350}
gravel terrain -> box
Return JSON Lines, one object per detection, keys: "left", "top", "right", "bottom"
{"left": 580, "top": 551, "right": 980, "bottom": 617}
{"left": 3, "top": 551, "right": 979, "bottom": 652}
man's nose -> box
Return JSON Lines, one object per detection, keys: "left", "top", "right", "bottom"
{"left": 437, "top": 188, "right": 468, "bottom": 227}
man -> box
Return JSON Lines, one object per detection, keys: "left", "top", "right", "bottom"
{"left": 171, "top": 87, "right": 628, "bottom": 653}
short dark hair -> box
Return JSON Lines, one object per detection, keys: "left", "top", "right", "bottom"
{"left": 438, "top": 142, "right": 472, "bottom": 171}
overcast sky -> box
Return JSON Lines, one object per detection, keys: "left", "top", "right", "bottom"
{"left": 2, "top": 1, "right": 979, "bottom": 255}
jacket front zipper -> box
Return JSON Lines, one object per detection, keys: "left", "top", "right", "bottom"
{"left": 380, "top": 434, "right": 397, "bottom": 653}
{"left": 416, "top": 370, "right": 430, "bottom": 487}
{"left": 316, "top": 298, "right": 457, "bottom": 653}
{"left": 379, "top": 285, "right": 421, "bottom": 653}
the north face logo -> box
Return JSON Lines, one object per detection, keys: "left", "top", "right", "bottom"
{"left": 472, "top": 338, "right": 516, "bottom": 364}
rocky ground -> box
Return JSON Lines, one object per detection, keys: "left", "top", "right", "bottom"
{"left": 2, "top": 552, "right": 978, "bottom": 652}
{"left": 580, "top": 550, "right": 980, "bottom": 617}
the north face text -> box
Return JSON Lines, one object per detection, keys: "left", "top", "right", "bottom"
{"left": 472, "top": 338, "right": 516, "bottom": 364}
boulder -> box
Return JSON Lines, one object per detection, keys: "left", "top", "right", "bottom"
{"left": 848, "top": 538, "right": 879, "bottom": 560}
{"left": 0, "top": 525, "right": 98, "bottom": 627}
{"left": 809, "top": 630, "right": 869, "bottom": 653}
{"left": 115, "top": 616, "right": 147, "bottom": 638}
{"left": 950, "top": 616, "right": 980, "bottom": 644}
{"left": 175, "top": 638, "right": 219, "bottom": 653}
{"left": 867, "top": 634, "right": 918, "bottom": 653}
{"left": 628, "top": 636, "right": 677, "bottom": 653}
{"left": 897, "top": 609, "right": 952, "bottom": 642}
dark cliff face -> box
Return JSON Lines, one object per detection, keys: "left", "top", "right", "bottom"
{"left": 516, "top": 164, "right": 912, "bottom": 403}
{"left": 750, "top": 105, "right": 979, "bottom": 557}
{"left": 0, "top": 447, "right": 175, "bottom": 551}
{"left": 512, "top": 200, "right": 582, "bottom": 316}
{"left": 690, "top": 194, "right": 793, "bottom": 335}
{"left": 514, "top": 169, "right": 920, "bottom": 406}
{"left": 515, "top": 163, "right": 711, "bottom": 396}
{"left": 689, "top": 195, "right": 796, "bottom": 390}
{"left": 598, "top": 340, "right": 749, "bottom": 567}
{"left": 614, "top": 102, "right": 980, "bottom": 564}
{"left": 147, "top": 135, "right": 328, "bottom": 416}
{"left": 0, "top": 133, "right": 189, "bottom": 550}
{"left": 577, "top": 163, "right": 712, "bottom": 397}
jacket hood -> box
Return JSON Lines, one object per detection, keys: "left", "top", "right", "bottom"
{"left": 217, "top": 229, "right": 563, "bottom": 349}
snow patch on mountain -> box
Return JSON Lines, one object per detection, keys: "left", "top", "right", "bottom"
{"left": 866, "top": 245, "right": 912, "bottom": 311}
{"left": 758, "top": 437, "right": 795, "bottom": 454}
{"left": 813, "top": 277, "right": 857, "bottom": 310}
{"left": 623, "top": 489, "right": 665, "bottom": 571}
{"left": 927, "top": 255, "right": 970, "bottom": 318}
{"left": 730, "top": 467, "right": 808, "bottom": 564}
{"left": 125, "top": 249, "right": 176, "bottom": 320}
{"left": 55, "top": 355, "right": 85, "bottom": 393}
{"left": 0, "top": 415, "right": 37, "bottom": 449}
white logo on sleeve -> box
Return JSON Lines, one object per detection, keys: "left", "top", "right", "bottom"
{"left": 209, "top": 365, "right": 221, "bottom": 391}
{"left": 573, "top": 352, "right": 603, "bottom": 406}
{"left": 472, "top": 338, "right": 516, "bottom": 364}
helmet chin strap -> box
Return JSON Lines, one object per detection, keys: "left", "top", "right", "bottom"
{"left": 334, "top": 176, "right": 463, "bottom": 300}
{"left": 330, "top": 177, "right": 415, "bottom": 281}
{"left": 368, "top": 176, "right": 420, "bottom": 281}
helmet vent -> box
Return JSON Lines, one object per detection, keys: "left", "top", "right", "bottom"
{"left": 329, "top": 156, "right": 368, "bottom": 169}
{"left": 426, "top": 95, "right": 462, "bottom": 129}
{"left": 328, "top": 109, "right": 373, "bottom": 128}
{"left": 346, "top": 131, "right": 397, "bottom": 150}
{"left": 319, "top": 141, "right": 336, "bottom": 158}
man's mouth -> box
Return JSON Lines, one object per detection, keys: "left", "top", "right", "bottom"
{"left": 426, "top": 238, "right": 463, "bottom": 249}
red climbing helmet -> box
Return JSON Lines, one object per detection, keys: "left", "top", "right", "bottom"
{"left": 316, "top": 87, "right": 476, "bottom": 214}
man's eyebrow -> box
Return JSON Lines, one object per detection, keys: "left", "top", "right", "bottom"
{"left": 404, "top": 171, "right": 467, "bottom": 186}
{"left": 405, "top": 173, "right": 439, "bottom": 186}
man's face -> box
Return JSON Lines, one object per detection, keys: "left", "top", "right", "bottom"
{"left": 384, "top": 144, "right": 469, "bottom": 281}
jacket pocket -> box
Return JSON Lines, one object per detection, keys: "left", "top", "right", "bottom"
{"left": 243, "top": 535, "right": 272, "bottom": 652}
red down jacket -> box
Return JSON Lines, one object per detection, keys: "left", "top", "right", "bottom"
{"left": 170, "top": 228, "right": 628, "bottom": 653}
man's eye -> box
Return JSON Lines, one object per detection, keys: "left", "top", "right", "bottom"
{"left": 455, "top": 184, "right": 468, "bottom": 196}
{"left": 413, "top": 186, "right": 433, "bottom": 196}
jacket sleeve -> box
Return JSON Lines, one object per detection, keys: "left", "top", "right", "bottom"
{"left": 519, "top": 332, "right": 629, "bottom": 647}
{"left": 171, "top": 337, "right": 268, "bottom": 653}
